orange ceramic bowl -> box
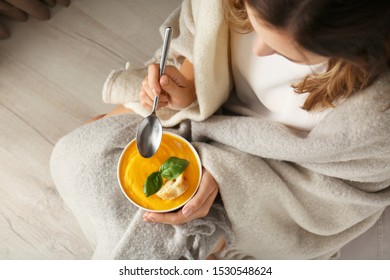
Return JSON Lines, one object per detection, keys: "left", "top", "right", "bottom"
{"left": 117, "top": 131, "right": 202, "bottom": 212}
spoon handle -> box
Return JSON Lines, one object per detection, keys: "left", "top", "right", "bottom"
{"left": 151, "top": 95, "right": 159, "bottom": 114}
{"left": 159, "top": 27, "right": 172, "bottom": 77}
{"left": 152, "top": 27, "right": 172, "bottom": 114}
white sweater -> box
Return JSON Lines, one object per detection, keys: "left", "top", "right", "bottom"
{"left": 228, "top": 31, "right": 330, "bottom": 131}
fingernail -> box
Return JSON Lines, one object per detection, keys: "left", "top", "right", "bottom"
{"left": 161, "top": 75, "right": 169, "bottom": 86}
{"left": 182, "top": 207, "right": 193, "bottom": 217}
{"left": 152, "top": 88, "right": 159, "bottom": 96}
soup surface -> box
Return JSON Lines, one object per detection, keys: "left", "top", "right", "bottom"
{"left": 119, "top": 132, "right": 201, "bottom": 211}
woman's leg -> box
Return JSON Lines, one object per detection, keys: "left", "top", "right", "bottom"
{"left": 96, "top": 105, "right": 229, "bottom": 259}
{"left": 51, "top": 109, "right": 143, "bottom": 257}
{"left": 52, "top": 105, "right": 231, "bottom": 259}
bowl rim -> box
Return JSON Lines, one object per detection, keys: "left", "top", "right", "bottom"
{"left": 117, "top": 131, "right": 202, "bottom": 213}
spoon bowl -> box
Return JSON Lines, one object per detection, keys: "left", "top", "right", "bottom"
{"left": 136, "top": 97, "right": 162, "bottom": 158}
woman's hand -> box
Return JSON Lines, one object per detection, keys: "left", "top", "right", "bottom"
{"left": 139, "top": 59, "right": 196, "bottom": 111}
{"left": 143, "top": 168, "right": 219, "bottom": 225}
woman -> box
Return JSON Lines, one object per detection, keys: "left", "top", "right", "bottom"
{"left": 51, "top": 0, "right": 390, "bottom": 259}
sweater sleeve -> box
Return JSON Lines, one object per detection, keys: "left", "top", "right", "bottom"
{"left": 101, "top": 0, "right": 195, "bottom": 116}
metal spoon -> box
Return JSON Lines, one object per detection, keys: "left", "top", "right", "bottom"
{"left": 136, "top": 27, "right": 172, "bottom": 158}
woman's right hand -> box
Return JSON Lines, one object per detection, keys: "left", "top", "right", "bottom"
{"left": 139, "top": 59, "right": 196, "bottom": 111}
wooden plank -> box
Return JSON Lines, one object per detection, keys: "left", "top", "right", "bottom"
{"left": 0, "top": 0, "right": 183, "bottom": 259}
{"left": 0, "top": 105, "right": 92, "bottom": 259}
{"left": 0, "top": 53, "right": 101, "bottom": 144}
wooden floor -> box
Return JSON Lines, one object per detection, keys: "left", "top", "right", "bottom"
{"left": 0, "top": 0, "right": 182, "bottom": 259}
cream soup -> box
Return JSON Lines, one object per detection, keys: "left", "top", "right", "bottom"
{"left": 118, "top": 132, "right": 201, "bottom": 211}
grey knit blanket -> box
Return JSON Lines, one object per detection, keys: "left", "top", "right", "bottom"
{"left": 50, "top": 115, "right": 234, "bottom": 259}
{"left": 51, "top": 75, "right": 390, "bottom": 259}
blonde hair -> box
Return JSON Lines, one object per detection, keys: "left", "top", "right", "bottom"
{"left": 223, "top": 0, "right": 389, "bottom": 111}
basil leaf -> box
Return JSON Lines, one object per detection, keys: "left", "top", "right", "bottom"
{"left": 159, "top": 157, "right": 189, "bottom": 180}
{"left": 143, "top": 171, "right": 163, "bottom": 197}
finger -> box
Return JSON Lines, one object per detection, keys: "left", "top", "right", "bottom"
{"left": 144, "top": 187, "right": 219, "bottom": 225}
{"left": 140, "top": 92, "right": 168, "bottom": 111}
{"left": 144, "top": 210, "right": 188, "bottom": 225}
{"left": 148, "top": 64, "right": 161, "bottom": 96}
{"left": 141, "top": 77, "right": 155, "bottom": 101}
{"left": 0, "top": 1, "right": 27, "bottom": 21}
{"left": 141, "top": 77, "right": 168, "bottom": 112}
{"left": 139, "top": 89, "right": 154, "bottom": 110}
{"left": 56, "top": 0, "right": 71, "bottom": 7}
{"left": 7, "top": 0, "right": 50, "bottom": 20}
{"left": 42, "top": 0, "right": 56, "bottom": 8}
{"left": 161, "top": 66, "right": 187, "bottom": 87}
{"left": 158, "top": 92, "right": 169, "bottom": 104}
{"left": 191, "top": 186, "right": 219, "bottom": 218}
{"left": 159, "top": 73, "right": 187, "bottom": 99}
{"left": 0, "top": 22, "right": 10, "bottom": 39}
{"left": 181, "top": 171, "right": 218, "bottom": 217}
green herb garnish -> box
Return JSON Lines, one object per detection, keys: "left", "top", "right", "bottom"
{"left": 160, "top": 157, "right": 190, "bottom": 180}
{"left": 143, "top": 157, "right": 189, "bottom": 197}
{"left": 143, "top": 172, "right": 163, "bottom": 197}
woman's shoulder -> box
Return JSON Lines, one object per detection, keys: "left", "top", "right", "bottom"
{"left": 355, "top": 72, "right": 390, "bottom": 112}
{"left": 313, "top": 72, "right": 388, "bottom": 134}
{"left": 331, "top": 72, "right": 389, "bottom": 110}
{"left": 370, "top": 72, "right": 390, "bottom": 91}
{"left": 328, "top": 72, "right": 390, "bottom": 139}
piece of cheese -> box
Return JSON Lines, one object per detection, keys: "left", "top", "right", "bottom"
{"left": 156, "top": 174, "right": 188, "bottom": 200}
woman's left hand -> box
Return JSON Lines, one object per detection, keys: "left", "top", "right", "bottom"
{"left": 143, "top": 168, "right": 219, "bottom": 225}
